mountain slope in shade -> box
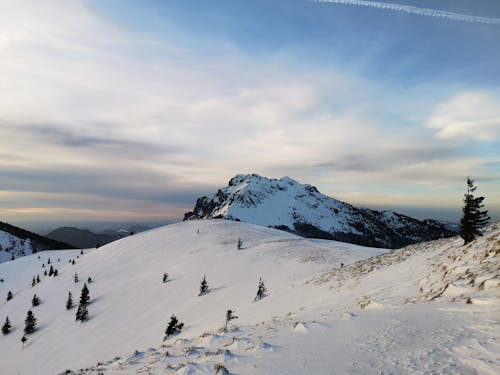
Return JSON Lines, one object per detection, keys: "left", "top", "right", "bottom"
{"left": 46, "top": 227, "right": 123, "bottom": 249}
{"left": 184, "top": 174, "right": 455, "bottom": 248}
{"left": 0, "top": 221, "right": 75, "bottom": 263}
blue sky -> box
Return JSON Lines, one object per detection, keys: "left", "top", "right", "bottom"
{"left": 1, "top": 0, "right": 499, "bottom": 227}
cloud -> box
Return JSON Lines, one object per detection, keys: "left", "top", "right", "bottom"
{"left": 312, "top": 0, "right": 500, "bottom": 25}
{"left": 427, "top": 92, "right": 500, "bottom": 141}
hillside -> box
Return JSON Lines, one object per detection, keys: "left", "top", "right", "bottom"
{"left": 46, "top": 227, "right": 124, "bottom": 249}
{"left": 184, "top": 174, "right": 455, "bottom": 248}
{"left": 0, "top": 220, "right": 498, "bottom": 374}
{"left": 0, "top": 221, "right": 75, "bottom": 263}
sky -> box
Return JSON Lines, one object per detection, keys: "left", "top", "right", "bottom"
{"left": 1, "top": 0, "right": 499, "bottom": 230}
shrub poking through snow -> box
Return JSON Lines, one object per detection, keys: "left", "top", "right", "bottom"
{"left": 7, "top": 291, "right": 13, "bottom": 301}
{"left": 164, "top": 314, "right": 184, "bottom": 339}
{"left": 32, "top": 294, "right": 41, "bottom": 307}
{"left": 2, "top": 317, "right": 12, "bottom": 335}
{"left": 225, "top": 309, "right": 238, "bottom": 329}
{"left": 254, "top": 277, "right": 267, "bottom": 302}
{"left": 163, "top": 273, "right": 169, "bottom": 283}
{"left": 24, "top": 310, "right": 37, "bottom": 335}
{"left": 199, "top": 275, "right": 209, "bottom": 296}
{"left": 237, "top": 238, "right": 243, "bottom": 250}
{"left": 66, "top": 292, "right": 74, "bottom": 310}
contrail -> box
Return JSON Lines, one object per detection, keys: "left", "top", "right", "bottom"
{"left": 311, "top": 0, "right": 500, "bottom": 25}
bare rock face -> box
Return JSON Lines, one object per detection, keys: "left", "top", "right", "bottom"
{"left": 184, "top": 174, "right": 456, "bottom": 249}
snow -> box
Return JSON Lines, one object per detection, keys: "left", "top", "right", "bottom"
{"left": 0, "top": 219, "right": 498, "bottom": 375}
{"left": 0, "top": 229, "right": 34, "bottom": 263}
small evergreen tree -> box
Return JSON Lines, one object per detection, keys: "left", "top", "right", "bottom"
{"left": 225, "top": 309, "right": 238, "bottom": 329}
{"left": 72, "top": 260, "right": 76, "bottom": 265}
{"left": 66, "top": 292, "right": 74, "bottom": 310}
{"left": 459, "top": 177, "right": 490, "bottom": 245}
{"left": 32, "top": 294, "right": 41, "bottom": 307}
{"left": 24, "top": 310, "right": 37, "bottom": 335}
{"left": 199, "top": 275, "right": 209, "bottom": 296}
{"left": 74, "top": 273, "right": 79, "bottom": 283}
{"left": 32, "top": 276, "right": 36, "bottom": 287}
{"left": 47, "top": 258, "right": 51, "bottom": 264}
{"left": 21, "top": 335, "right": 27, "bottom": 347}
{"left": 163, "top": 273, "right": 169, "bottom": 283}
{"left": 6, "top": 291, "right": 13, "bottom": 301}
{"left": 53, "top": 269, "right": 58, "bottom": 276}
{"left": 49, "top": 265, "right": 54, "bottom": 276}
{"left": 254, "top": 277, "right": 267, "bottom": 302}
{"left": 76, "top": 304, "right": 89, "bottom": 322}
{"left": 36, "top": 274, "right": 40, "bottom": 283}
{"left": 43, "top": 270, "right": 47, "bottom": 276}
{"left": 164, "top": 314, "right": 184, "bottom": 339}
{"left": 237, "top": 238, "right": 243, "bottom": 250}
{"left": 87, "top": 277, "right": 92, "bottom": 283}
{"left": 79, "top": 283, "right": 90, "bottom": 306}
{"left": 2, "top": 317, "right": 11, "bottom": 335}
{"left": 80, "top": 249, "right": 84, "bottom": 255}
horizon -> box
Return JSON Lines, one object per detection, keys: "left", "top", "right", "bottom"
{"left": 1, "top": 0, "right": 499, "bottom": 226}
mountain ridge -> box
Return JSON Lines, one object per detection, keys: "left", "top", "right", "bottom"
{"left": 184, "top": 173, "right": 456, "bottom": 248}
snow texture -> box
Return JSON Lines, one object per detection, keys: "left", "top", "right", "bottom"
{"left": 0, "top": 220, "right": 498, "bottom": 374}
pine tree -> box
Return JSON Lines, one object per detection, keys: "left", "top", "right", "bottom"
{"left": 2, "top": 317, "right": 11, "bottom": 335}
{"left": 225, "top": 309, "right": 238, "bottom": 329}
{"left": 49, "top": 265, "right": 54, "bottom": 276}
{"left": 459, "top": 177, "right": 490, "bottom": 245}
{"left": 32, "top": 276, "right": 36, "bottom": 287}
{"left": 79, "top": 283, "right": 90, "bottom": 306}
{"left": 66, "top": 292, "right": 74, "bottom": 310}
{"left": 75, "top": 305, "right": 82, "bottom": 321}
{"left": 199, "top": 275, "right": 209, "bottom": 296}
{"left": 47, "top": 258, "right": 51, "bottom": 264}
{"left": 21, "top": 335, "right": 27, "bottom": 348}
{"left": 53, "top": 269, "right": 58, "bottom": 276}
{"left": 43, "top": 270, "right": 47, "bottom": 276}
{"left": 254, "top": 277, "right": 267, "bottom": 302}
{"left": 163, "top": 273, "right": 169, "bottom": 283}
{"left": 164, "top": 314, "right": 184, "bottom": 339}
{"left": 74, "top": 273, "right": 79, "bottom": 283}
{"left": 87, "top": 277, "right": 92, "bottom": 283}
{"left": 36, "top": 274, "right": 40, "bottom": 283}
{"left": 237, "top": 238, "right": 243, "bottom": 250}
{"left": 32, "top": 294, "right": 41, "bottom": 307}
{"left": 7, "top": 291, "right": 13, "bottom": 301}
{"left": 24, "top": 310, "right": 37, "bottom": 335}
{"left": 78, "top": 304, "right": 89, "bottom": 322}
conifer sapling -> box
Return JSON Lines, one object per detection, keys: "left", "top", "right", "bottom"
{"left": 225, "top": 309, "right": 238, "bottom": 329}
{"left": 254, "top": 277, "right": 267, "bottom": 302}
{"left": 199, "top": 275, "right": 209, "bottom": 296}
{"left": 66, "top": 291, "right": 74, "bottom": 310}
{"left": 164, "top": 314, "right": 184, "bottom": 339}
{"left": 32, "top": 294, "right": 41, "bottom": 307}
{"left": 2, "top": 317, "right": 11, "bottom": 335}
{"left": 24, "top": 310, "right": 37, "bottom": 335}
{"left": 7, "top": 291, "right": 13, "bottom": 301}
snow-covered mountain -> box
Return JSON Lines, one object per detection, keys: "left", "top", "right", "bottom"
{"left": 0, "top": 220, "right": 498, "bottom": 375}
{"left": 184, "top": 174, "right": 455, "bottom": 248}
{"left": 0, "top": 221, "right": 75, "bottom": 263}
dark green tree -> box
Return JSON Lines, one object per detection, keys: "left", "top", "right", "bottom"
{"left": 76, "top": 304, "right": 89, "bottom": 322}
{"left": 32, "top": 276, "right": 36, "bottom": 287}
{"left": 459, "top": 177, "right": 490, "bottom": 245}
{"left": 199, "top": 275, "right": 209, "bottom": 296}
{"left": 36, "top": 274, "right": 40, "bottom": 283}
{"left": 32, "top": 294, "right": 41, "bottom": 307}
{"left": 164, "top": 314, "right": 184, "bottom": 339}
{"left": 2, "top": 317, "right": 11, "bottom": 335}
{"left": 24, "top": 310, "right": 37, "bottom": 335}
{"left": 74, "top": 273, "right": 79, "bottom": 283}
{"left": 254, "top": 277, "right": 267, "bottom": 302}
{"left": 163, "top": 273, "right": 169, "bottom": 283}
{"left": 6, "top": 291, "right": 13, "bottom": 301}
{"left": 79, "top": 283, "right": 90, "bottom": 306}
{"left": 66, "top": 291, "right": 74, "bottom": 310}
{"left": 237, "top": 238, "right": 243, "bottom": 250}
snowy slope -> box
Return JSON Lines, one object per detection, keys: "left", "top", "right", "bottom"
{"left": 0, "top": 220, "right": 498, "bottom": 375}
{"left": 184, "top": 174, "right": 455, "bottom": 248}
{"left": 0, "top": 222, "right": 75, "bottom": 263}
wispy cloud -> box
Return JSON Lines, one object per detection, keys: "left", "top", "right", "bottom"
{"left": 427, "top": 92, "right": 500, "bottom": 141}
{"left": 312, "top": 0, "right": 500, "bottom": 25}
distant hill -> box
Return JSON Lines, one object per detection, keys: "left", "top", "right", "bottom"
{"left": 46, "top": 227, "right": 125, "bottom": 249}
{"left": 0, "top": 221, "right": 75, "bottom": 263}
{"left": 184, "top": 174, "right": 456, "bottom": 248}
